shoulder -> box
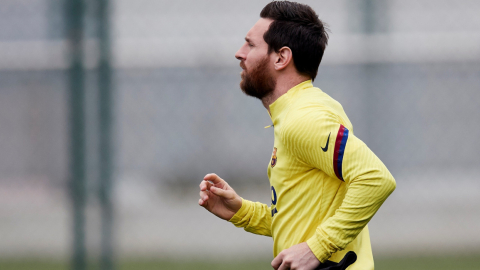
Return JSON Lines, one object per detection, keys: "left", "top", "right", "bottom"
{"left": 280, "top": 87, "right": 353, "bottom": 141}
{"left": 288, "top": 87, "right": 352, "bottom": 131}
{"left": 283, "top": 89, "right": 342, "bottom": 130}
{"left": 280, "top": 103, "right": 339, "bottom": 148}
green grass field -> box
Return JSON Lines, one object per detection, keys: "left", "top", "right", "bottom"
{"left": 1, "top": 255, "right": 479, "bottom": 270}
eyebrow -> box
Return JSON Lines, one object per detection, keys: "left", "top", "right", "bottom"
{"left": 245, "top": 37, "right": 253, "bottom": 44}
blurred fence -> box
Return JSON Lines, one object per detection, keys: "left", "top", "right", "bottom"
{"left": 0, "top": 0, "right": 479, "bottom": 266}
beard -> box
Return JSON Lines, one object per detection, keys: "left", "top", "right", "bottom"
{"left": 239, "top": 55, "right": 276, "bottom": 100}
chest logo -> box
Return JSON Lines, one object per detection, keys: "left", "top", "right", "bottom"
{"left": 271, "top": 147, "right": 277, "bottom": 168}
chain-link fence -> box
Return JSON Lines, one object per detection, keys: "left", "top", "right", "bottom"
{"left": 0, "top": 0, "right": 479, "bottom": 268}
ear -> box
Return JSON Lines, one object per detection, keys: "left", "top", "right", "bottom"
{"left": 273, "top": 46, "right": 293, "bottom": 71}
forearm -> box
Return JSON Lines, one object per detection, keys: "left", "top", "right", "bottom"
{"left": 229, "top": 198, "right": 272, "bottom": 237}
{"left": 307, "top": 168, "right": 396, "bottom": 262}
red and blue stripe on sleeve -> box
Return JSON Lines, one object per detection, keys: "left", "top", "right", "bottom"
{"left": 333, "top": 125, "right": 349, "bottom": 181}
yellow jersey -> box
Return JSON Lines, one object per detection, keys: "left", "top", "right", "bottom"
{"left": 229, "top": 80, "right": 396, "bottom": 270}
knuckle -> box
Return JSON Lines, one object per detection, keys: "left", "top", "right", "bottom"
{"left": 226, "top": 191, "right": 235, "bottom": 199}
{"left": 284, "top": 257, "right": 293, "bottom": 264}
{"left": 290, "top": 262, "right": 299, "bottom": 269}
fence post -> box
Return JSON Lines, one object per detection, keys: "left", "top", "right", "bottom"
{"left": 66, "top": 0, "right": 87, "bottom": 269}
{"left": 98, "top": 0, "right": 115, "bottom": 269}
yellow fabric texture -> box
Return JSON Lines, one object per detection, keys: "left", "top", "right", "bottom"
{"left": 229, "top": 80, "right": 396, "bottom": 270}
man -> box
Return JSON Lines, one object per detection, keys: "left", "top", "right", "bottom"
{"left": 198, "top": 1, "right": 396, "bottom": 269}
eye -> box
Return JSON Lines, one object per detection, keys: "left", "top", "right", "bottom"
{"left": 248, "top": 43, "right": 254, "bottom": 47}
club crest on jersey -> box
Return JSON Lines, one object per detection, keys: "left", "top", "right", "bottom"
{"left": 271, "top": 147, "right": 277, "bottom": 168}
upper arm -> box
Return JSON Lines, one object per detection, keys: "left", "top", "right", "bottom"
{"left": 282, "top": 108, "right": 394, "bottom": 188}
{"left": 281, "top": 108, "right": 348, "bottom": 182}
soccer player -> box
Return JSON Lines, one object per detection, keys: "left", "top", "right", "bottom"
{"left": 198, "top": 2, "right": 396, "bottom": 270}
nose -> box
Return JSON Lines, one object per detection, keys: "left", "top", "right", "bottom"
{"left": 235, "top": 42, "right": 247, "bottom": 61}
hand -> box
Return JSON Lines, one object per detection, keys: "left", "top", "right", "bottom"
{"left": 271, "top": 242, "right": 320, "bottom": 270}
{"left": 198, "top": 173, "right": 242, "bottom": 221}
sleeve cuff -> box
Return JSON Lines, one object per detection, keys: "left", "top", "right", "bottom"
{"left": 306, "top": 233, "right": 332, "bottom": 263}
{"left": 228, "top": 198, "right": 252, "bottom": 226}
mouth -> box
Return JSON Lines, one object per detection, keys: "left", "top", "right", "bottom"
{"left": 239, "top": 62, "right": 246, "bottom": 70}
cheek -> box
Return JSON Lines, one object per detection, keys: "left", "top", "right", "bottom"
{"left": 245, "top": 52, "right": 263, "bottom": 70}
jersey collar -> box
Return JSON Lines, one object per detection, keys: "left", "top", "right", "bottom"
{"left": 268, "top": 80, "right": 313, "bottom": 123}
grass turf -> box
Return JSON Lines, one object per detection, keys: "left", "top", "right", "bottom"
{"left": 0, "top": 255, "right": 479, "bottom": 270}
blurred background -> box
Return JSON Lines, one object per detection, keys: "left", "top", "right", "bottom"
{"left": 0, "top": 0, "right": 479, "bottom": 269}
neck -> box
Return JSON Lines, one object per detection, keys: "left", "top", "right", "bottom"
{"left": 262, "top": 74, "right": 310, "bottom": 113}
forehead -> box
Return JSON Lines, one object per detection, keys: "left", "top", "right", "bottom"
{"left": 246, "top": 18, "right": 273, "bottom": 43}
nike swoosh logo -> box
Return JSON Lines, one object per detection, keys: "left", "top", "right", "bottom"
{"left": 321, "top": 132, "right": 331, "bottom": 152}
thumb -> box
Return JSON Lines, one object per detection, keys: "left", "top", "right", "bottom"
{"left": 210, "top": 186, "right": 232, "bottom": 199}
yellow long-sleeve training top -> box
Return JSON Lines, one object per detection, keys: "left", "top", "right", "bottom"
{"left": 229, "top": 80, "right": 396, "bottom": 270}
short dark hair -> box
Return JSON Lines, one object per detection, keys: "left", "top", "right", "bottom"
{"left": 260, "top": 1, "right": 329, "bottom": 81}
